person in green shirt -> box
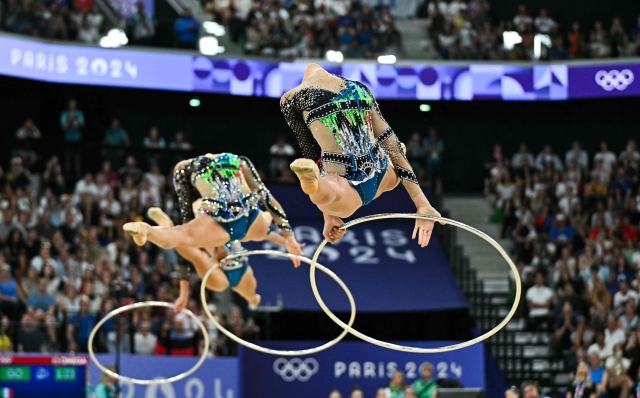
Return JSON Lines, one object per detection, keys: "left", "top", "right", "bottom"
{"left": 385, "top": 370, "right": 407, "bottom": 398}
{"left": 412, "top": 363, "right": 438, "bottom": 398}
{"left": 94, "top": 366, "right": 117, "bottom": 398}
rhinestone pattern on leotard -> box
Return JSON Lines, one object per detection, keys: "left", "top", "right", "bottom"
{"left": 281, "top": 75, "right": 421, "bottom": 196}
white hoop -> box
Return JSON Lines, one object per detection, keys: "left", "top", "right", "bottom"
{"left": 200, "top": 250, "right": 356, "bottom": 356}
{"left": 88, "top": 301, "right": 210, "bottom": 385}
{"left": 310, "top": 213, "right": 521, "bottom": 353}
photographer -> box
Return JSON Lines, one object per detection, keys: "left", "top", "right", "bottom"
{"left": 59, "top": 99, "right": 85, "bottom": 180}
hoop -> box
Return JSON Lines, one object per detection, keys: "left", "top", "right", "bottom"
{"left": 88, "top": 301, "right": 210, "bottom": 385}
{"left": 310, "top": 213, "right": 521, "bottom": 353}
{"left": 201, "top": 250, "right": 356, "bottom": 356}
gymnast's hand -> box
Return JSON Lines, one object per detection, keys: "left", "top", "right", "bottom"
{"left": 413, "top": 206, "right": 445, "bottom": 248}
{"left": 323, "top": 215, "right": 346, "bottom": 244}
{"left": 285, "top": 235, "right": 304, "bottom": 268}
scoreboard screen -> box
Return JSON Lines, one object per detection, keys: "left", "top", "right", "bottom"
{"left": 0, "top": 355, "right": 87, "bottom": 398}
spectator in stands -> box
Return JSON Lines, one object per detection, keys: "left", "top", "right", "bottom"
{"left": 605, "top": 343, "right": 633, "bottom": 398}
{"left": 565, "top": 141, "right": 589, "bottom": 171}
{"left": 78, "top": 14, "right": 101, "bottom": 44}
{"left": 423, "top": 128, "right": 444, "bottom": 194}
{"left": 613, "top": 277, "right": 638, "bottom": 310}
{"left": 67, "top": 294, "right": 97, "bottom": 353}
{"left": 95, "top": 365, "right": 117, "bottom": 398}
{"left": 604, "top": 315, "right": 626, "bottom": 353}
{"left": 269, "top": 134, "right": 296, "bottom": 181}
{"left": 27, "top": 277, "right": 57, "bottom": 345}
{"left": 404, "top": 387, "right": 416, "bottom": 398}
{"left": 505, "top": 386, "right": 520, "bottom": 398}
{"left": 0, "top": 316, "right": 11, "bottom": 352}
{"left": 13, "top": 119, "right": 41, "bottom": 169}
{"left": 329, "top": 390, "right": 342, "bottom": 398}
{"left": 513, "top": 5, "right": 532, "bottom": 32}
{"left": 133, "top": 319, "right": 157, "bottom": 355}
{"left": 619, "top": 299, "right": 638, "bottom": 333}
{"left": 384, "top": 370, "right": 406, "bottom": 398}
{"left": 526, "top": 272, "right": 554, "bottom": 331}
{"left": 350, "top": 387, "right": 364, "bottom": 398}
{"left": 512, "top": 143, "right": 535, "bottom": 169}
{"left": 552, "top": 302, "right": 576, "bottom": 358}
{"left": 17, "top": 312, "right": 45, "bottom": 352}
{"left": 175, "top": 9, "right": 200, "bottom": 49}
{"left": 60, "top": 99, "right": 85, "bottom": 180}
{"left": 412, "top": 362, "right": 438, "bottom": 398}
{"left": 127, "top": 2, "right": 157, "bottom": 46}
{"left": 102, "top": 118, "right": 130, "bottom": 169}
{"left": 536, "top": 145, "right": 563, "bottom": 172}
{"left": 0, "top": 262, "right": 25, "bottom": 322}
{"left": 566, "top": 361, "right": 596, "bottom": 398}
{"left": 118, "top": 156, "right": 143, "bottom": 185}
{"left": 595, "top": 141, "right": 617, "bottom": 173}
{"left": 6, "top": 157, "right": 31, "bottom": 190}
{"left": 520, "top": 381, "right": 543, "bottom": 398}
{"left": 107, "top": 319, "right": 131, "bottom": 354}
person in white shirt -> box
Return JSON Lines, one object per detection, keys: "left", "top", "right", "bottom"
{"left": 613, "top": 278, "right": 638, "bottom": 310}
{"left": 558, "top": 186, "right": 579, "bottom": 216}
{"left": 587, "top": 331, "right": 611, "bottom": 360}
{"left": 594, "top": 141, "right": 617, "bottom": 173}
{"left": 604, "top": 344, "right": 634, "bottom": 397}
{"left": 534, "top": 9, "right": 556, "bottom": 34}
{"left": 447, "top": 0, "right": 467, "bottom": 19}
{"left": 565, "top": 141, "right": 589, "bottom": 171}
{"left": 74, "top": 173, "right": 98, "bottom": 199}
{"left": 618, "top": 139, "right": 640, "bottom": 170}
{"left": 619, "top": 300, "right": 638, "bottom": 333}
{"left": 526, "top": 272, "right": 554, "bottom": 331}
{"left": 513, "top": 5, "right": 532, "bottom": 32}
{"left": 134, "top": 320, "right": 157, "bottom": 355}
{"left": 604, "top": 315, "right": 626, "bottom": 354}
{"left": 512, "top": 143, "right": 535, "bottom": 169}
{"left": 269, "top": 135, "right": 296, "bottom": 180}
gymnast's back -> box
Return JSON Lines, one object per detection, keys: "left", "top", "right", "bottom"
{"left": 281, "top": 67, "right": 393, "bottom": 174}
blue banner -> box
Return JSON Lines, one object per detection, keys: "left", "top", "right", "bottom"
{"left": 244, "top": 186, "right": 467, "bottom": 313}
{"left": 88, "top": 355, "right": 239, "bottom": 398}
{"left": 240, "top": 341, "right": 485, "bottom": 398}
{"left": 1, "top": 33, "right": 639, "bottom": 100}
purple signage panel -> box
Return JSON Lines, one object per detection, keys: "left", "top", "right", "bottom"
{"left": 0, "top": 35, "right": 191, "bottom": 90}
{"left": 240, "top": 341, "right": 485, "bottom": 398}
{"left": 1, "top": 34, "right": 639, "bottom": 100}
{"left": 568, "top": 64, "right": 639, "bottom": 98}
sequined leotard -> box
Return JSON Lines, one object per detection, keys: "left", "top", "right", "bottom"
{"left": 219, "top": 241, "right": 249, "bottom": 288}
{"left": 173, "top": 153, "right": 292, "bottom": 242}
{"left": 280, "top": 75, "right": 420, "bottom": 205}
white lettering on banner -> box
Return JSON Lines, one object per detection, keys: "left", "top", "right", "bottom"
{"left": 349, "top": 246, "right": 379, "bottom": 263}
{"left": 262, "top": 225, "right": 418, "bottom": 264}
{"left": 214, "top": 378, "right": 234, "bottom": 398}
{"left": 334, "top": 361, "right": 464, "bottom": 380}
{"left": 0, "top": 356, "right": 12, "bottom": 364}
{"left": 335, "top": 362, "right": 346, "bottom": 378}
{"left": 9, "top": 48, "right": 136, "bottom": 78}
{"left": 363, "top": 362, "right": 376, "bottom": 378}
{"left": 349, "top": 362, "right": 361, "bottom": 378}
{"left": 185, "top": 378, "right": 204, "bottom": 398}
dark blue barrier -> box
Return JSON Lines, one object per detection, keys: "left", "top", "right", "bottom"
{"left": 245, "top": 185, "right": 467, "bottom": 312}
{"left": 240, "top": 341, "right": 485, "bottom": 398}
{"left": 88, "top": 354, "right": 239, "bottom": 398}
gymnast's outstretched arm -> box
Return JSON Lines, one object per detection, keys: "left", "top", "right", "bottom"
{"left": 359, "top": 83, "right": 444, "bottom": 247}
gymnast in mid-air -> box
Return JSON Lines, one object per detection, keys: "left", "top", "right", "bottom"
{"left": 147, "top": 205, "right": 283, "bottom": 308}
{"left": 123, "top": 152, "right": 303, "bottom": 261}
{"left": 281, "top": 64, "right": 442, "bottom": 246}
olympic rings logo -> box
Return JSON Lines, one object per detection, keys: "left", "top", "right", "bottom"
{"left": 273, "top": 358, "right": 319, "bottom": 382}
{"left": 595, "top": 69, "right": 634, "bottom": 91}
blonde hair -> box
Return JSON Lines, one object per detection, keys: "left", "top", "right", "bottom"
{"left": 575, "top": 361, "right": 593, "bottom": 387}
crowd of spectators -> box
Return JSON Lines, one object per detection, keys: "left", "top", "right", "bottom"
{"left": 207, "top": 0, "right": 405, "bottom": 59}
{"left": 0, "top": 0, "right": 158, "bottom": 46}
{"left": 486, "top": 139, "right": 640, "bottom": 395}
{"left": 419, "top": 0, "right": 640, "bottom": 60}
{"left": 0, "top": 99, "right": 263, "bottom": 357}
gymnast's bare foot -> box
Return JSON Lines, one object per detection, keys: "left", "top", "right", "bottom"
{"left": 148, "top": 207, "right": 174, "bottom": 228}
{"left": 248, "top": 294, "right": 261, "bottom": 309}
{"left": 123, "top": 222, "right": 150, "bottom": 246}
{"left": 290, "top": 158, "right": 319, "bottom": 195}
